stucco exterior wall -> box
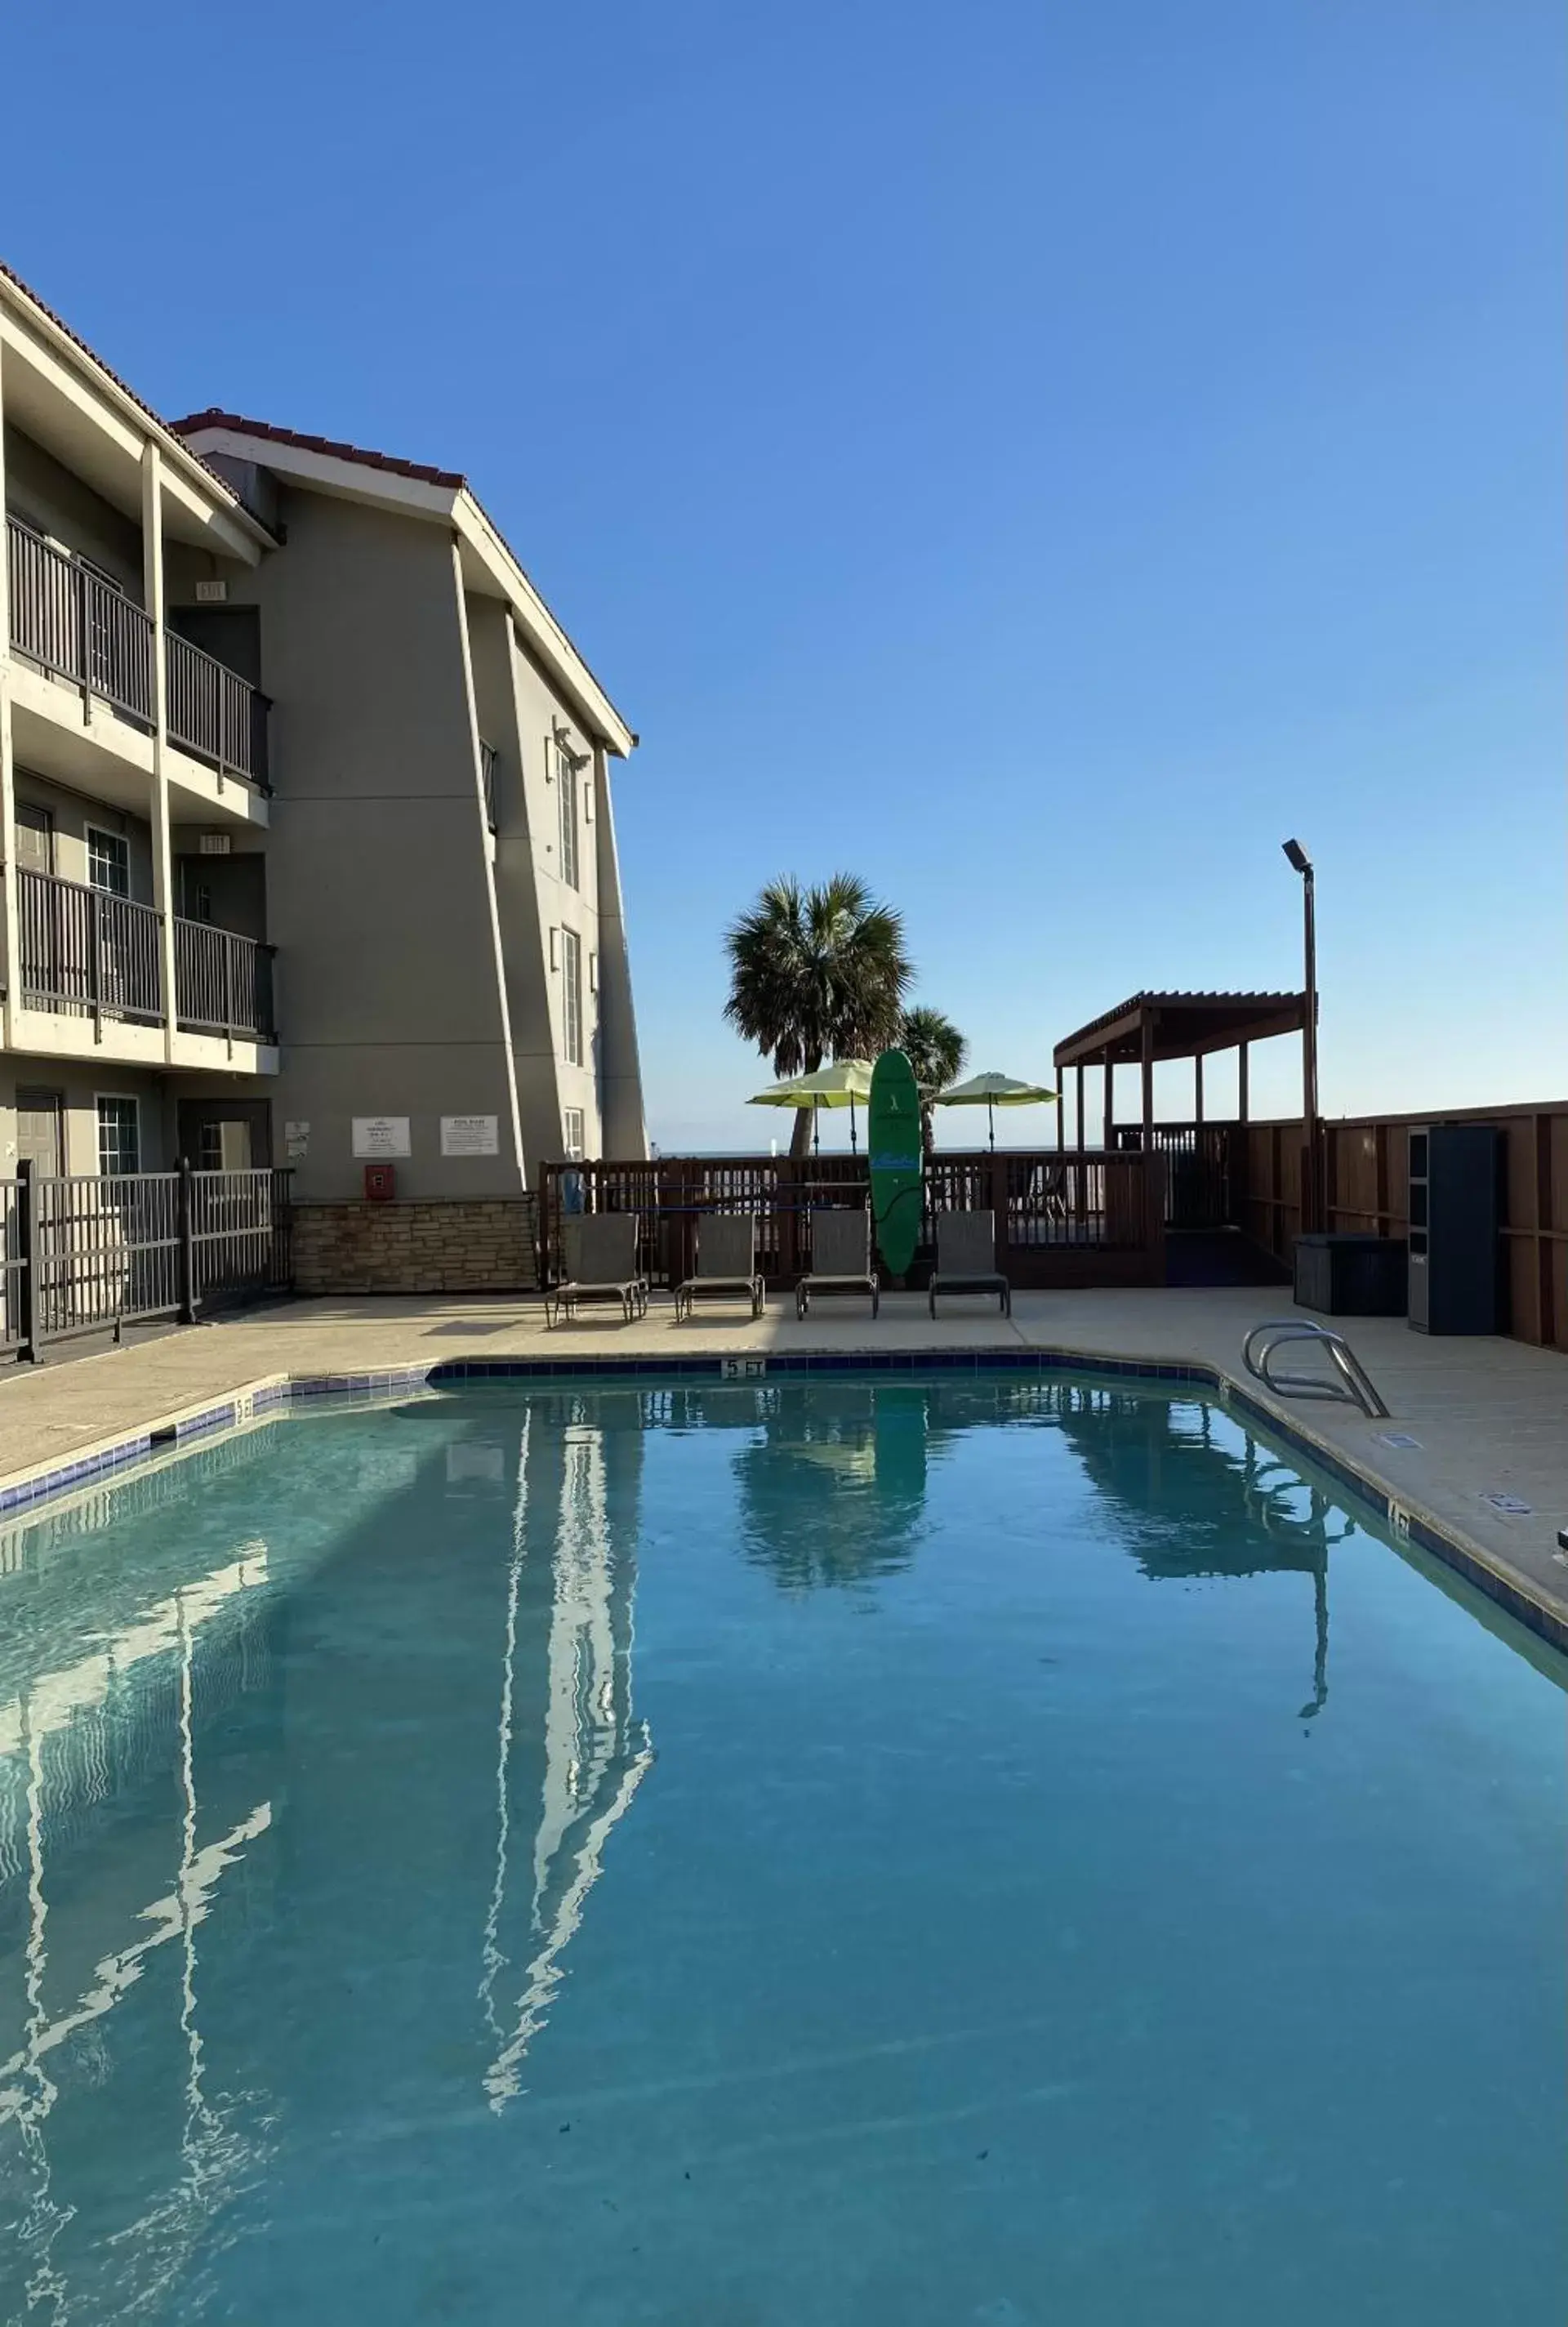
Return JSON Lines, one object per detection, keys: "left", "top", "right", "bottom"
{"left": 465, "top": 597, "right": 564, "bottom": 1186}
{"left": 508, "top": 633, "right": 603, "bottom": 1161}
{"left": 3, "top": 427, "right": 143, "bottom": 592}
{"left": 220, "top": 491, "right": 526, "bottom": 1202}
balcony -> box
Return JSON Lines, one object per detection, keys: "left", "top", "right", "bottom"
{"left": 16, "top": 866, "right": 276, "bottom": 1043}
{"left": 7, "top": 515, "right": 154, "bottom": 727}
{"left": 167, "top": 629, "right": 270, "bottom": 787}
{"left": 172, "top": 915, "right": 275, "bottom": 1041}
{"left": 5, "top": 516, "right": 270, "bottom": 791}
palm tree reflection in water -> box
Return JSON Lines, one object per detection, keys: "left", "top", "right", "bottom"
{"left": 726, "top": 1377, "right": 1346, "bottom": 1719}
{"left": 732, "top": 1384, "right": 951, "bottom": 1594}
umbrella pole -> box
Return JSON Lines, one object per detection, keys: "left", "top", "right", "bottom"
{"left": 849, "top": 1094, "right": 858, "bottom": 1155}
{"left": 988, "top": 1099, "right": 996, "bottom": 1152}
{"left": 813, "top": 1099, "right": 820, "bottom": 1156}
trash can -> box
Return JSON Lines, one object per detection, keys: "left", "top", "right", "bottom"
{"left": 1294, "top": 1233, "right": 1408, "bottom": 1318}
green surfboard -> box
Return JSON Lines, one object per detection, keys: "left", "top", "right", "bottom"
{"left": 869, "top": 1048, "right": 924, "bottom": 1278}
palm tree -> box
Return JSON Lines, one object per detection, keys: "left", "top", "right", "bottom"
{"left": 724, "top": 874, "right": 911, "bottom": 1155}
{"left": 899, "top": 1006, "right": 968, "bottom": 1154}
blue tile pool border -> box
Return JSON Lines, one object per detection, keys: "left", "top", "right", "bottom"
{"left": 1, "top": 1347, "right": 1561, "bottom": 1656}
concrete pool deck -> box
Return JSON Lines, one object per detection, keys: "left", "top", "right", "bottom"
{"left": 1, "top": 1286, "right": 1565, "bottom": 1646}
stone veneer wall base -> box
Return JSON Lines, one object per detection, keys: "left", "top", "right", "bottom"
{"left": 292, "top": 1199, "right": 539, "bottom": 1296}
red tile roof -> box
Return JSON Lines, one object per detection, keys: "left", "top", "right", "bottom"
{"left": 171, "top": 411, "right": 634, "bottom": 749}
{"left": 0, "top": 261, "right": 261, "bottom": 518}
{"left": 170, "top": 409, "right": 466, "bottom": 492}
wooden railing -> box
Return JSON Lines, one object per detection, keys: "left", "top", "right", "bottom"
{"left": 538, "top": 1150, "right": 1165, "bottom": 1293}
{"left": 1230, "top": 1103, "right": 1568, "bottom": 1352}
{"left": 1111, "top": 1122, "right": 1233, "bottom": 1228}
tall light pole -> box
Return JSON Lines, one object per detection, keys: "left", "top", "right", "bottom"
{"left": 1282, "top": 839, "right": 1318, "bottom": 1228}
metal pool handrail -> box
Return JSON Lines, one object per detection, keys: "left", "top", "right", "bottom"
{"left": 1241, "top": 1320, "right": 1391, "bottom": 1420}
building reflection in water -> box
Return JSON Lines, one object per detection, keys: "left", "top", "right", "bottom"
{"left": 0, "top": 1375, "right": 1356, "bottom": 2307}
{"left": 0, "top": 1390, "right": 655, "bottom": 2309}
{"left": 0, "top": 1433, "right": 283, "bottom": 2319}
{"left": 478, "top": 1395, "right": 653, "bottom": 2111}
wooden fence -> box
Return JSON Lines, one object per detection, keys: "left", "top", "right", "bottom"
{"left": 1110, "top": 1123, "right": 1232, "bottom": 1228}
{"left": 1232, "top": 1102, "right": 1568, "bottom": 1353}
{"left": 538, "top": 1150, "right": 1165, "bottom": 1294}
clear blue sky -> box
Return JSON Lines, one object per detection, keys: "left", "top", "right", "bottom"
{"left": 7, "top": 2, "right": 1561, "bottom": 1151}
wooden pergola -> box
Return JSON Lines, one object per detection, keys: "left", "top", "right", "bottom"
{"left": 1052, "top": 989, "right": 1310, "bottom": 1152}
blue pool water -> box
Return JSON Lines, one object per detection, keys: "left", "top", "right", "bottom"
{"left": 0, "top": 1375, "right": 1562, "bottom": 2325}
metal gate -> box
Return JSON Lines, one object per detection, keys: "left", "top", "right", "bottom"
{"left": 0, "top": 1163, "right": 292, "bottom": 1361}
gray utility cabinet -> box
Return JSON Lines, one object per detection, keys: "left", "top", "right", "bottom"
{"left": 1407, "top": 1126, "right": 1504, "bottom": 1335}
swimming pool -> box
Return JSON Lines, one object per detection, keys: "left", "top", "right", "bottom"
{"left": 0, "top": 1375, "right": 1561, "bottom": 2324}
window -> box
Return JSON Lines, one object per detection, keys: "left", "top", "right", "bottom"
{"left": 87, "top": 827, "right": 130, "bottom": 897}
{"left": 561, "top": 927, "right": 583, "bottom": 1067}
{"left": 479, "top": 740, "right": 497, "bottom": 833}
{"left": 558, "top": 747, "right": 579, "bottom": 889}
{"left": 96, "top": 1096, "right": 141, "bottom": 1179}
{"left": 198, "top": 1118, "right": 252, "bottom": 1170}
{"left": 563, "top": 1108, "right": 586, "bottom": 1161}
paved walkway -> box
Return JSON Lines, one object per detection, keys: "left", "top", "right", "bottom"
{"left": 1, "top": 1288, "right": 1564, "bottom": 1637}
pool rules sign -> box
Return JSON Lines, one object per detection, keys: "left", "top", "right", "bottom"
{"left": 440, "top": 1115, "right": 500, "bottom": 1157}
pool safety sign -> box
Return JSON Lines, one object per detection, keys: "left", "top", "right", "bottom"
{"left": 352, "top": 1117, "right": 412, "bottom": 1159}
{"left": 440, "top": 1114, "right": 500, "bottom": 1157}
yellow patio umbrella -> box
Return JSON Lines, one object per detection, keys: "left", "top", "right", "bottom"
{"left": 749, "top": 1059, "right": 875, "bottom": 1153}
{"left": 932, "top": 1071, "right": 1058, "bottom": 1152}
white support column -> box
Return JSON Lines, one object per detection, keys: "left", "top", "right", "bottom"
{"left": 142, "top": 444, "right": 179, "bottom": 1067}
{"left": 591, "top": 744, "right": 648, "bottom": 1158}
{"left": 452, "top": 540, "right": 527, "bottom": 1192}
{"left": 0, "top": 341, "right": 20, "bottom": 1050}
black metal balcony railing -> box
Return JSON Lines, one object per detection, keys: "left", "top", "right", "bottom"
{"left": 16, "top": 867, "right": 275, "bottom": 1044}
{"left": 6, "top": 515, "right": 270, "bottom": 791}
{"left": 173, "top": 918, "right": 275, "bottom": 1041}
{"left": 166, "top": 630, "right": 270, "bottom": 787}
{"left": 6, "top": 517, "right": 155, "bottom": 724}
{"left": 18, "top": 866, "right": 163, "bottom": 1028}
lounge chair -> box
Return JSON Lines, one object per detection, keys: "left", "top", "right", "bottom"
{"left": 929, "top": 1210, "right": 1011, "bottom": 1317}
{"left": 796, "top": 1207, "right": 880, "bottom": 1320}
{"left": 674, "top": 1214, "right": 765, "bottom": 1321}
{"left": 546, "top": 1212, "right": 648, "bottom": 1326}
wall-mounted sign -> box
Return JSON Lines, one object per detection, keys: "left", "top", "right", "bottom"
{"left": 352, "top": 1117, "right": 411, "bottom": 1159}
{"left": 198, "top": 832, "right": 232, "bottom": 856}
{"left": 194, "top": 577, "right": 229, "bottom": 603}
{"left": 284, "top": 1121, "right": 310, "bottom": 1161}
{"left": 440, "top": 1114, "right": 499, "bottom": 1157}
